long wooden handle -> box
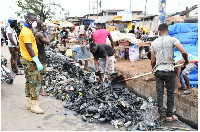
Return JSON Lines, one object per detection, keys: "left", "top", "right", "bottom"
{"left": 174, "top": 63, "right": 183, "bottom": 68}
{"left": 121, "top": 63, "right": 184, "bottom": 82}
{"left": 129, "top": 72, "right": 152, "bottom": 80}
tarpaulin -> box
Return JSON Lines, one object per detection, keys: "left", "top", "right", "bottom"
{"left": 168, "top": 23, "right": 198, "bottom": 35}
{"left": 169, "top": 23, "right": 198, "bottom": 88}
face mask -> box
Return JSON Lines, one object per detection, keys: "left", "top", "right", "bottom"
{"left": 10, "top": 23, "right": 17, "bottom": 28}
{"left": 27, "top": 19, "right": 34, "bottom": 26}
{"left": 32, "top": 21, "right": 37, "bottom": 27}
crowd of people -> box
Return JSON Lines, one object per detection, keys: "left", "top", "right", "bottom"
{"left": 1, "top": 12, "right": 195, "bottom": 125}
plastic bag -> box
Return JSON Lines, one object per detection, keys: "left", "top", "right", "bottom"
{"left": 129, "top": 45, "right": 139, "bottom": 61}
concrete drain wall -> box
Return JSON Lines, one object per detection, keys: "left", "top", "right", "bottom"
{"left": 116, "top": 69, "right": 198, "bottom": 129}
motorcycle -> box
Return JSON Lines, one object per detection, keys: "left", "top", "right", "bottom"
{"left": 1, "top": 55, "right": 16, "bottom": 84}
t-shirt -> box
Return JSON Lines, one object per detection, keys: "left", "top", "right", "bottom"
{"left": 151, "top": 35, "right": 180, "bottom": 72}
{"left": 19, "top": 26, "right": 38, "bottom": 61}
{"left": 91, "top": 44, "right": 114, "bottom": 59}
{"left": 60, "top": 30, "right": 68, "bottom": 39}
{"left": 78, "top": 30, "right": 88, "bottom": 47}
{"left": 135, "top": 29, "right": 141, "bottom": 39}
{"left": 6, "top": 26, "right": 19, "bottom": 47}
{"left": 93, "top": 29, "right": 110, "bottom": 44}
{"left": 65, "top": 48, "right": 73, "bottom": 57}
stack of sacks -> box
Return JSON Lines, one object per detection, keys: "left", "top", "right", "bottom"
{"left": 119, "top": 33, "right": 141, "bottom": 44}
{"left": 106, "top": 31, "right": 142, "bottom": 45}
{"left": 106, "top": 31, "right": 121, "bottom": 45}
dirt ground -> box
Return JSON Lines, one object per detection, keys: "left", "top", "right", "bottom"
{"left": 114, "top": 57, "right": 198, "bottom": 99}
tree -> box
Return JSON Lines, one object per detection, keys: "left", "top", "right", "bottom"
{"left": 16, "top": 0, "right": 66, "bottom": 22}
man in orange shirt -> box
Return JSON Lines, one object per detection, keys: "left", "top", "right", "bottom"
{"left": 19, "top": 13, "right": 44, "bottom": 114}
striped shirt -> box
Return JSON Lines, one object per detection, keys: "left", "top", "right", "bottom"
{"left": 151, "top": 35, "right": 180, "bottom": 73}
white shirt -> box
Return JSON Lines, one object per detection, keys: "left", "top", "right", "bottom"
{"left": 151, "top": 35, "right": 180, "bottom": 73}
{"left": 6, "top": 26, "right": 19, "bottom": 47}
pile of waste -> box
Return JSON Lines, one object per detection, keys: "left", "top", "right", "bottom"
{"left": 44, "top": 46, "right": 188, "bottom": 131}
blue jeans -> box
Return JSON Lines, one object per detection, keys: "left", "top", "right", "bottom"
{"left": 74, "top": 46, "right": 90, "bottom": 61}
{"left": 74, "top": 46, "right": 82, "bottom": 60}
{"left": 81, "top": 46, "right": 90, "bottom": 60}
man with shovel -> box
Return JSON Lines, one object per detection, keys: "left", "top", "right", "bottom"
{"left": 151, "top": 23, "right": 189, "bottom": 122}
{"left": 90, "top": 42, "right": 114, "bottom": 82}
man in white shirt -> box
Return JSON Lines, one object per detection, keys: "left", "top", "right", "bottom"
{"left": 151, "top": 23, "right": 189, "bottom": 122}
{"left": 6, "top": 18, "right": 22, "bottom": 75}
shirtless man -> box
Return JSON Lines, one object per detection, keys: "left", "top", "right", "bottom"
{"left": 33, "top": 19, "right": 50, "bottom": 96}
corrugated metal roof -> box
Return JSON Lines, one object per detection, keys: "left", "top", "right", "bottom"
{"left": 94, "top": 16, "right": 113, "bottom": 23}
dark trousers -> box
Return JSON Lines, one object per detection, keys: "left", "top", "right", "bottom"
{"left": 155, "top": 70, "right": 175, "bottom": 117}
{"left": 17, "top": 48, "right": 22, "bottom": 67}
{"left": 8, "top": 47, "right": 18, "bottom": 73}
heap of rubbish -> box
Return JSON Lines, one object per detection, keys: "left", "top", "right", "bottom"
{"left": 43, "top": 46, "right": 186, "bottom": 131}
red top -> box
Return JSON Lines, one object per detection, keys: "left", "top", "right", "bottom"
{"left": 93, "top": 29, "right": 110, "bottom": 44}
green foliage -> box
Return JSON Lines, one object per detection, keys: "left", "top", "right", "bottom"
{"left": 15, "top": 0, "right": 66, "bottom": 22}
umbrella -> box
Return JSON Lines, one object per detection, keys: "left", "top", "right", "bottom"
{"left": 60, "top": 21, "right": 74, "bottom": 27}
{"left": 47, "top": 23, "right": 56, "bottom": 27}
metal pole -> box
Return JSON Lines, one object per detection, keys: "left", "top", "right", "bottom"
{"left": 93, "top": 6, "right": 95, "bottom": 16}
{"left": 144, "top": 0, "right": 147, "bottom": 17}
{"left": 100, "top": 0, "right": 101, "bottom": 16}
{"left": 89, "top": 0, "right": 90, "bottom": 19}
{"left": 158, "top": 0, "right": 166, "bottom": 24}
{"left": 143, "top": 0, "right": 147, "bottom": 24}
{"left": 97, "top": 0, "right": 98, "bottom": 19}
{"left": 186, "top": 7, "right": 189, "bottom": 18}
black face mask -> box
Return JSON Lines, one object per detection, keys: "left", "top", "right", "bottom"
{"left": 10, "top": 23, "right": 17, "bottom": 28}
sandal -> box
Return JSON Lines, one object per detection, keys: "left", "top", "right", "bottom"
{"left": 183, "top": 89, "right": 192, "bottom": 95}
{"left": 166, "top": 115, "right": 178, "bottom": 122}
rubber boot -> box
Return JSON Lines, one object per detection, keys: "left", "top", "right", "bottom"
{"left": 31, "top": 100, "right": 44, "bottom": 114}
{"left": 26, "top": 97, "right": 31, "bottom": 110}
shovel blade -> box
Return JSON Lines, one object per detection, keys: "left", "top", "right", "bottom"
{"left": 111, "top": 75, "right": 126, "bottom": 89}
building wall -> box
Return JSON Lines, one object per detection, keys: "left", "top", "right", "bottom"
{"left": 134, "top": 20, "right": 160, "bottom": 32}
{"left": 134, "top": 16, "right": 159, "bottom": 32}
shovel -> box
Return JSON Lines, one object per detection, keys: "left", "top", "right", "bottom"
{"left": 117, "top": 63, "right": 196, "bottom": 83}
